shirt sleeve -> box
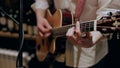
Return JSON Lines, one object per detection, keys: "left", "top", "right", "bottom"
{"left": 35, "top": 0, "right": 49, "bottom": 10}
{"left": 96, "top": 0, "right": 120, "bottom": 19}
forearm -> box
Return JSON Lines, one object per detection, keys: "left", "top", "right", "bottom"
{"left": 35, "top": 9, "right": 46, "bottom": 19}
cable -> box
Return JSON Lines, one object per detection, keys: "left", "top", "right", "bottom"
{"left": 16, "top": 0, "right": 25, "bottom": 67}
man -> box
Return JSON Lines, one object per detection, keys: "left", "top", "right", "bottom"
{"left": 31, "top": 0, "right": 120, "bottom": 68}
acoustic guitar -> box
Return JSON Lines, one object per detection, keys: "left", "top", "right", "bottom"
{"left": 36, "top": 9, "right": 120, "bottom": 61}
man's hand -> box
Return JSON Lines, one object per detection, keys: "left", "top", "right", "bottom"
{"left": 66, "top": 21, "right": 94, "bottom": 48}
{"left": 37, "top": 17, "right": 52, "bottom": 38}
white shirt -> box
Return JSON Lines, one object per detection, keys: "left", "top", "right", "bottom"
{"left": 34, "top": 0, "right": 120, "bottom": 67}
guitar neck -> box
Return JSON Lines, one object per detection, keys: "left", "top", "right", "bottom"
{"left": 51, "top": 20, "right": 95, "bottom": 38}
{"left": 51, "top": 17, "right": 120, "bottom": 38}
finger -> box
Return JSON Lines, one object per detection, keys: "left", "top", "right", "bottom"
{"left": 90, "top": 31, "right": 103, "bottom": 44}
{"left": 44, "top": 32, "right": 51, "bottom": 38}
{"left": 77, "top": 32, "right": 93, "bottom": 48}
{"left": 38, "top": 25, "right": 51, "bottom": 38}
{"left": 80, "top": 33, "right": 92, "bottom": 45}
{"left": 66, "top": 27, "right": 77, "bottom": 44}
{"left": 75, "top": 21, "right": 81, "bottom": 36}
{"left": 38, "top": 30, "right": 51, "bottom": 39}
{"left": 80, "top": 32, "right": 88, "bottom": 38}
{"left": 38, "top": 24, "right": 51, "bottom": 33}
{"left": 38, "top": 31, "right": 44, "bottom": 38}
{"left": 77, "top": 38, "right": 93, "bottom": 48}
{"left": 75, "top": 21, "right": 82, "bottom": 40}
{"left": 85, "top": 32, "right": 92, "bottom": 39}
{"left": 66, "top": 27, "right": 75, "bottom": 37}
{"left": 44, "top": 20, "right": 52, "bottom": 29}
{"left": 37, "top": 25, "right": 52, "bottom": 38}
{"left": 37, "top": 20, "right": 52, "bottom": 33}
{"left": 82, "top": 39, "right": 93, "bottom": 48}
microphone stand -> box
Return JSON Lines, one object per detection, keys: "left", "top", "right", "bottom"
{"left": 0, "top": 0, "right": 25, "bottom": 67}
{"left": 16, "top": 0, "right": 25, "bottom": 67}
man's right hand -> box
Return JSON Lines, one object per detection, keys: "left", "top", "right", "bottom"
{"left": 37, "top": 17, "right": 52, "bottom": 38}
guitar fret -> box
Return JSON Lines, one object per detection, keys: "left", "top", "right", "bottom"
{"left": 86, "top": 22, "right": 89, "bottom": 32}
{"left": 88, "top": 22, "right": 90, "bottom": 31}
{"left": 80, "top": 21, "right": 94, "bottom": 32}
{"left": 89, "top": 21, "right": 94, "bottom": 31}
{"left": 80, "top": 23, "right": 84, "bottom": 32}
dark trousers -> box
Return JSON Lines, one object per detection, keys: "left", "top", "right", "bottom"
{"left": 102, "top": 35, "right": 120, "bottom": 68}
{"left": 91, "top": 32, "right": 120, "bottom": 68}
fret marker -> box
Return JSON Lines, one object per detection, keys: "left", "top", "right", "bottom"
{"left": 94, "top": 20, "right": 97, "bottom": 31}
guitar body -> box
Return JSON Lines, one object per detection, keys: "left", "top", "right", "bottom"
{"left": 36, "top": 9, "right": 73, "bottom": 61}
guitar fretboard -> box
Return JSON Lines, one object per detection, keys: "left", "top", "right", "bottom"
{"left": 51, "top": 15, "right": 120, "bottom": 38}
{"left": 51, "top": 20, "right": 95, "bottom": 38}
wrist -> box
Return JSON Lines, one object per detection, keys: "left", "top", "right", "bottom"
{"left": 35, "top": 8, "right": 46, "bottom": 18}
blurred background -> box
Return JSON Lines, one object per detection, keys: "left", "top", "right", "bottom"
{"left": 0, "top": 0, "right": 120, "bottom": 68}
{"left": 0, "top": 0, "right": 40, "bottom": 68}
